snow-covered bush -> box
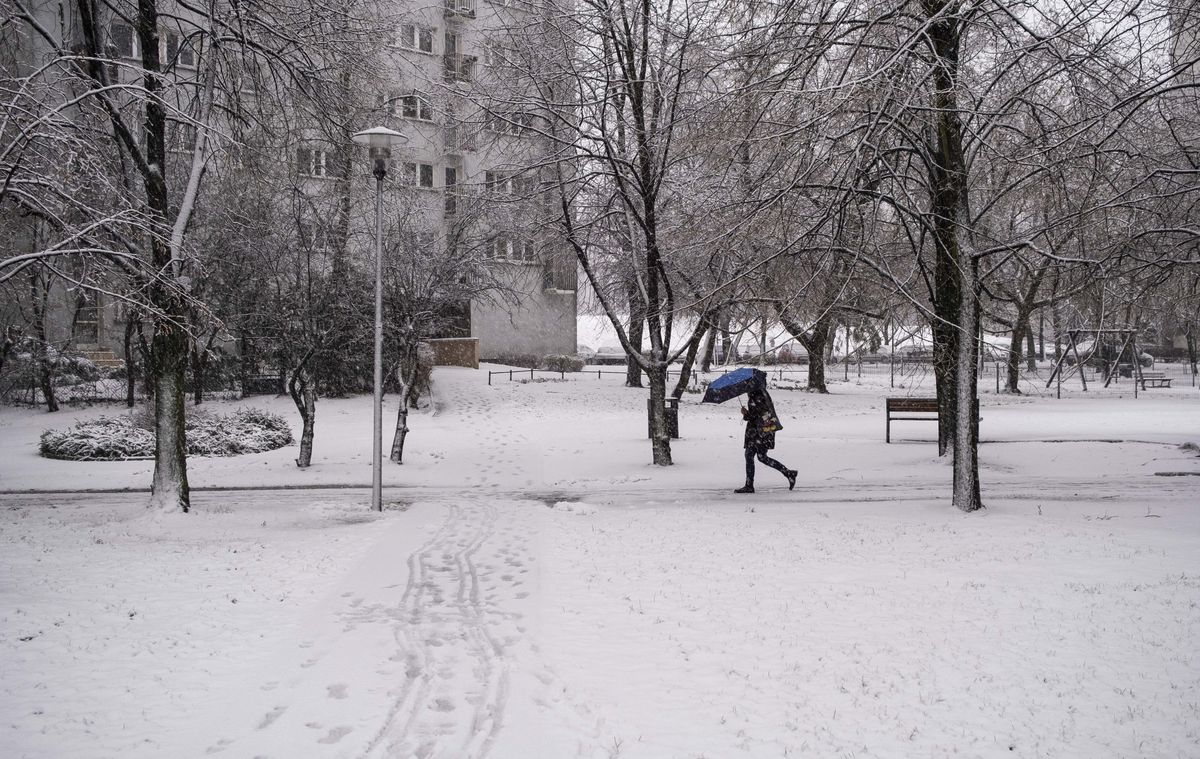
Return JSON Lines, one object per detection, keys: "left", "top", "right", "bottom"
{"left": 540, "top": 354, "right": 584, "bottom": 373}
{"left": 39, "top": 416, "right": 156, "bottom": 460}
{"left": 40, "top": 407, "right": 293, "bottom": 460}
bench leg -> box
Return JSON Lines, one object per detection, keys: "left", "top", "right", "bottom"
{"left": 886, "top": 416, "right": 891, "bottom": 444}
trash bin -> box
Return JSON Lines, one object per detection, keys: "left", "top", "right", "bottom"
{"left": 647, "top": 397, "right": 680, "bottom": 439}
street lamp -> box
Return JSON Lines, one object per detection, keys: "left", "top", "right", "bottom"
{"left": 352, "top": 126, "right": 407, "bottom": 512}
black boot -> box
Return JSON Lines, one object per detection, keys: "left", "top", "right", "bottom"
{"left": 734, "top": 482, "right": 755, "bottom": 494}
{"left": 786, "top": 470, "right": 797, "bottom": 491}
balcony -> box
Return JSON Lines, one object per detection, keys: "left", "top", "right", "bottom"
{"left": 444, "top": 0, "right": 476, "bottom": 19}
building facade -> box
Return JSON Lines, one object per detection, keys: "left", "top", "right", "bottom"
{"left": 3, "top": 0, "right": 576, "bottom": 377}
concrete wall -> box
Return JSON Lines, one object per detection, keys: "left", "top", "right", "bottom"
{"left": 472, "top": 264, "right": 576, "bottom": 359}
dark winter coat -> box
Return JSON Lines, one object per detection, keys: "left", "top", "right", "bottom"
{"left": 742, "top": 390, "right": 782, "bottom": 452}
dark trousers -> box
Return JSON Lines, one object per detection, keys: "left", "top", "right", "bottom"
{"left": 745, "top": 448, "right": 788, "bottom": 484}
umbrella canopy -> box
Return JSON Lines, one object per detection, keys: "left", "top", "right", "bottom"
{"left": 701, "top": 367, "right": 767, "bottom": 404}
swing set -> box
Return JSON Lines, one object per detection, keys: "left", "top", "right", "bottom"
{"left": 1045, "top": 328, "right": 1148, "bottom": 397}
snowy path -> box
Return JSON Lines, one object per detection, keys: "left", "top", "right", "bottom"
{"left": 128, "top": 495, "right": 611, "bottom": 759}
{"left": 358, "top": 501, "right": 515, "bottom": 759}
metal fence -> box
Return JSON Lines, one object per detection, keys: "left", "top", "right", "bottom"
{"left": 486, "top": 357, "right": 1199, "bottom": 398}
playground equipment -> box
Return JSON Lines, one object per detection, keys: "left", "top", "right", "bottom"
{"left": 1045, "top": 328, "right": 1148, "bottom": 397}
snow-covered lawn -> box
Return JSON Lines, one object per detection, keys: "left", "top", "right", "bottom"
{"left": 1, "top": 367, "right": 1198, "bottom": 758}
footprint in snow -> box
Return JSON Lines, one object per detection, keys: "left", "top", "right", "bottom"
{"left": 257, "top": 705, "right": 287, "bottom": 730}
{"left": 317, "top": 726, "right": 352, "bottom": 744}
{"left": 326, "top": 684, "right": 348, "bottom": 700}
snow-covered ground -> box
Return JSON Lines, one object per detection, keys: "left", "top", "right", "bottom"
{"left": 1, "top": 367, "right": 1198, "bottom": 758}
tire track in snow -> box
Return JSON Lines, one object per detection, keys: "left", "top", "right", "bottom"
{"left": 362, "top": 503, "right": 510, "bottom": 759}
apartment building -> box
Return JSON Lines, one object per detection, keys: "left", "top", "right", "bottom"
{"left": 3, "top": 0, "right": 576, "bottom": 375}
{"left": 300, "top": 0, "right": 577, "bottom": 360}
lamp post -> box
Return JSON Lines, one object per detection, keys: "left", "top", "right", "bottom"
{"left": 352, "top": 126, "right": 407, "bottom": 512}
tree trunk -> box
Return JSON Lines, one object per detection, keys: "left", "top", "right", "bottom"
{"left": 925, "top": 0, "right": 982, "bottom": 511}
{"left": 625, "top": 288, "right": 645, "bottom": 388}
{"left": 148, "top": 323, "right": 190, "bottom": 511}
{"left": 647, "top": 364, "right": 672, "bottom": 465}
{"left": 390, "top": 405, "right": 409, "bottom": 463}
{"left": 720, "top": 316, "right": 732, "bottom": 365}
{"left": 1038, "top": 311, "right": 1046, "bottom": 361}
{"left": 805, "top": 320, "right": 831, "bottom": 393}
{"left": 0, "top": 326, "right": 16, "bottom": 378}
{"left": 1006, "top": 313, "right": 1029, "bottom": 393}
{"left": 953, "top": 257, "right": 983, "bottom": 512}
{"left": 191, "top": 346, "right": 206, "bottom": 406}
{"left": 132, "top": 0, "right": 190, "bottom": 512}
{"left": 1185, "top": 327, "right": 1196, "bottom": 376}
{"left": 1025, "top": 321, "right": 1037, "bottom": 371}
{"left": 30, "top": 269, "right": 58, "bottom": 413}
{"left": 391, "top": 352, "right": 416, "bottom": 463}
{"left": 776, "top": 306, "right": 831, "bottom": 394}
{"left": 190, "top": 331, "right": 219, "bottom": 405}
{"left": 124, "top": 318, "right": 138, "bottom": 408}
{"left": 288, "top": 362, "right": 317, "bottom": 468}
{"left": 699, "top": 323, "right": 718, "bottom": 373}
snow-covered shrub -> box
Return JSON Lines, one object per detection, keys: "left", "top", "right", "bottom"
{"left": 40, "top": 417, "right": 156, "bottom": 460}
{"left": 233, "top": 407, "right": 292, "bottom": 435}
{"left": 540, "top": 354, "right": 584, "bottom": 373}
{"left": 58, "top": 354, "right": 100, "bottom": 382}
{"left": 40, "top": 407, "right": 293, "bottom": 460}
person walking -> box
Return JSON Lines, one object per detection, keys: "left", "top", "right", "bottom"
{"left": 735, "top": 386, "right": 797, "bottom": 494}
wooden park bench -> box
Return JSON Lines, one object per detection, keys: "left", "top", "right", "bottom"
{"left": 1138, "top": 371, "right": 1172, "bottom": 389}
{"left": 886, "top": 397, "right": 980, "bottom": 443}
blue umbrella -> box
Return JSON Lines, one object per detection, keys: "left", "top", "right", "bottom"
{"left": 701, "top": 367, "right": 767, "bottom": 404}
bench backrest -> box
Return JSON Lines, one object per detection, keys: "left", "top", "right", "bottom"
{"left": 886, "top": 397, "right": 938, "bottom": 413}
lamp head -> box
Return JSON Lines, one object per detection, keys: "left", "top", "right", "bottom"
{"left": 352, "top": 126, "right": 407, "bottom": 180}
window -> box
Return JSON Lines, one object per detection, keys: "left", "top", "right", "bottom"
{"left": 164, "top": 31, "right": 196, "bottom": 67}
{"left": 512, "top": 174, "right": 536, "bottom": 196}
{"left": 444, "top": 31, "right": 460, "bottom": 57}
{"left": 515, "top": 239, "right": 538, "bottom": 262}
{"left": 375, "top": 91, "right": 401, "bottom": 114}
{"left": 401, "top": 92, "right": 433, "bottom": 121}
{"left": 484, "top": 170, "right": 512, "bottom": 194}
{"left": 296, "top": 146, "right": 333, "bottom": 177}
{"left": 489, "top": 235, "right": 538, "bottom": 262}
{"left": 485, "top": 170, "right": 533, "bottom": 195}
{"left": 110, "top": 23, "right": 136, "bottom": 58}
{"left": 444, "top": 54, "right": 475, "bottom": 83}
{"left": 485, "top": 111, "right": 532, "bottom": 136}
{"left": 402, "top": 162, "right": 436, "bottom": 188}
{"left": 489, "top": 236, "right": 511, "bottom": 260}
{"left": 444, "top": 167, "right": 459, "bottom": 214}
{"left": 398, "top": 23, "right": 434, "bottom": 53}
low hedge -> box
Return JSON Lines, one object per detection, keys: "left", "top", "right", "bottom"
{"left": 540, "top": 354, "right": 585, "bottom": 373}
{"left": 40, "top": 407, "right": 293, "bottom": 461}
